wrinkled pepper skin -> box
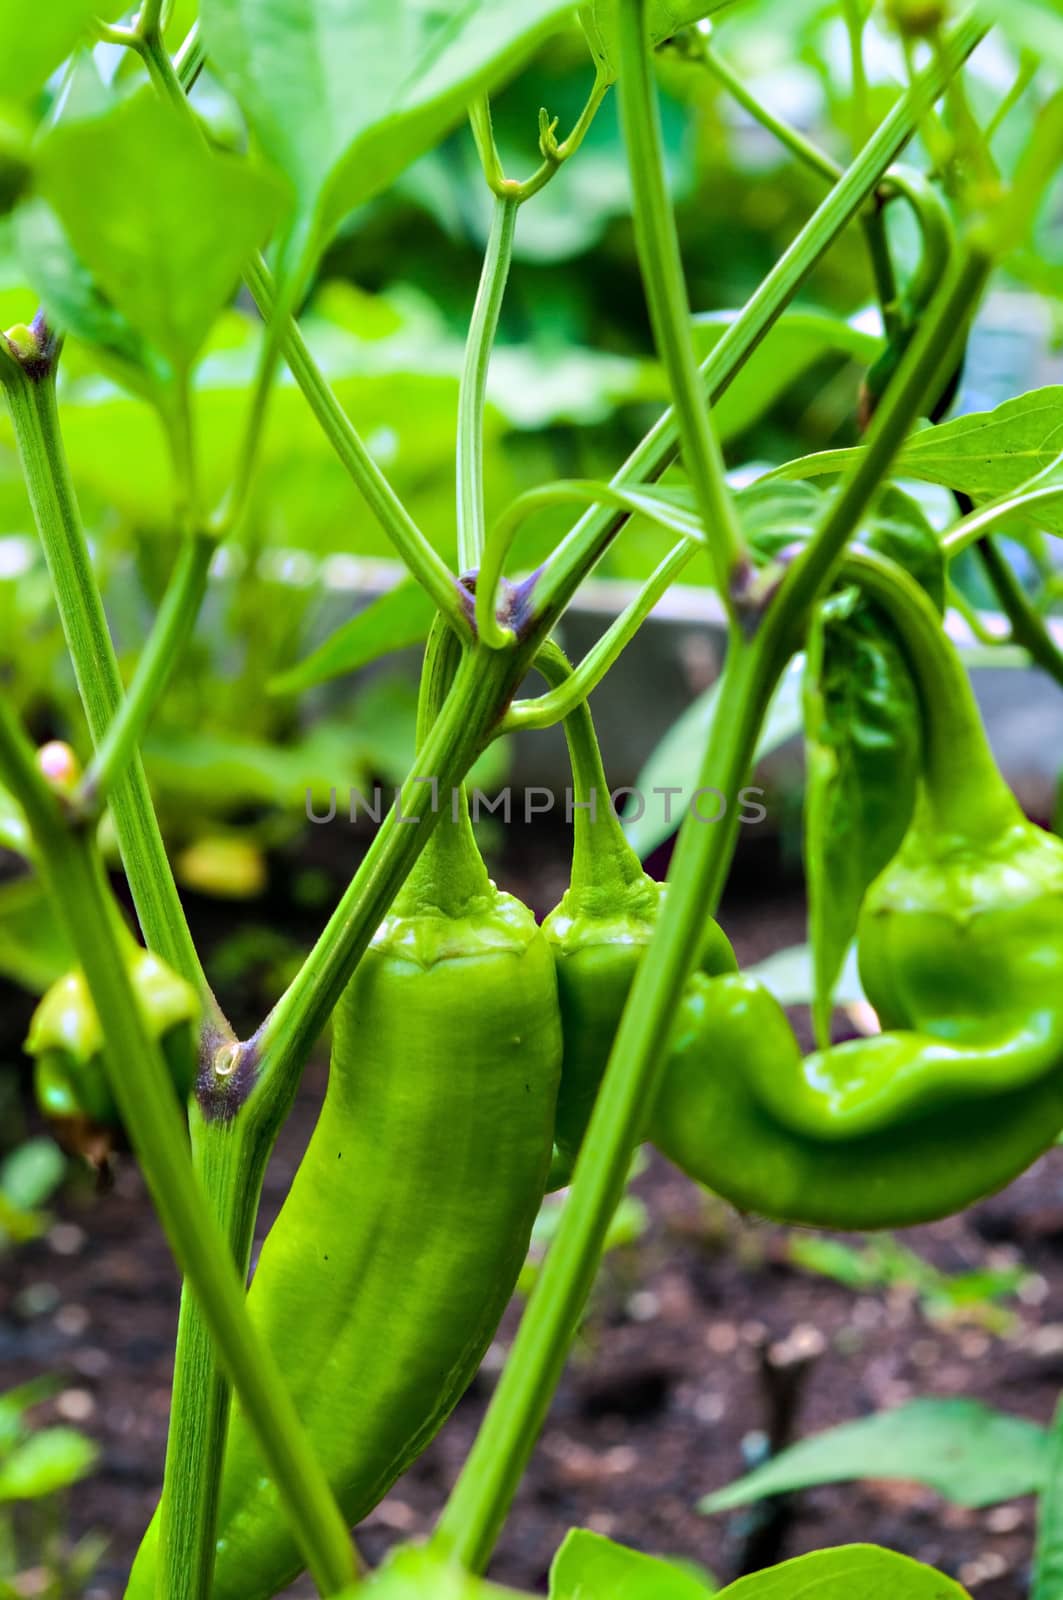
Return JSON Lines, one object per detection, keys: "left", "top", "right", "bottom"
{"left": 127, "top": 880, "right": 561, "bottom": 1600}
{"left": 544, "top": 876, "right": 736, "bottom": 1183}
{"left": 651, "top": 802, "right": 1063, "bottom": 1229}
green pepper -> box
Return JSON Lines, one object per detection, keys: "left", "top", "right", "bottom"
{"left": 126, "top": 792, "right": 562, "bottom": 1600}
{"left": 537, "top": 645, "right": 735, "bottom": 1188}
{"left": 26, "top": 928, "right": 199, "bottom": 1148}
{"left": 650, "top": 554, "right": 1063, "bottom": 1228}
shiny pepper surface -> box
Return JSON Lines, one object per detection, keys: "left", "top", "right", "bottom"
{"left": 651, "top": 561, "right": 1063, "bottom": 1228}
{"left": 539, "top": 657, "right": 734, "bottom": 1185}
{"left": 26, "top": 938, "right": 199, "bottom": 1138}
{"left": 128, "top": 800, "right": 561, "bottom": 1600}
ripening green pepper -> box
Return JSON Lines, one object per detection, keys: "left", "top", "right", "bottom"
{"left": 539, "top": 647, "right": 734, "bottom": 1186}
{"left": 26, "top": 930, "right": 199, "bottom": 1142}
{"left": 127, "top": 794, "right": 562, "bottom": 1600}
{"left": 651, "top": 558, "right": 1063, "bottom": 1228}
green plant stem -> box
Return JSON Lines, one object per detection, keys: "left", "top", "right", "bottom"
{"left": 975, "top": 536, "right": 1063, "bottom": 692}
{"left": 0, "top": 710, "right": 359, "bottom": 1600}
{"left": 844, "top": 547, "right": 1015, "bottom": 834}
{"left": 698, "top": 40, "right": 842, "bottom": 183}
{"left": 138, "top": 33, "right": 469, "bottom": 638}
{"left": 947, "top": 577, "right": 1003, "bottom": 646}
{"left": 533, "top": 640, "right": 642, "bottom": 897}
{"left": 249, "top": 639, "right": 523, "bottom": 1123}
{"left": 1033, "top": 1395, "right": 1063, "bottom": 1598}
{"left": 457, "top": 193, "right": 518, "bottom": 575}
{"left": 0, "top": 349, "right": 215, "bottom": 1020}
{"left": 432, "top": 230, "right": 994, "bottom": 1577}
{"left": 505, "top": 538, "right": 698, "bottom": 730}
{"left": 81, "top": 531, "right": 216, "bottom": 806}
{"left": 693, "top": 30, "right": 901, "bottom": 339}
{"left": 154, "top": 1110, "right": 268, "bottom": 1600}
{"left": 843, "top": 0, "right": 871, "bottom": 151}
{"left": 940, "top": 482, "right": 1063, "bottom": 557}
{"left": 534, "top": 12, "right": 986, "bottom": 623}
{"left": 477, "top": 477, "right": 701, "bottom": 646}
{"left": 615, "top": 0, "right": 746, "bottom": 610}
{"left": 242, "top": 253, "right": 469, "bottom": 636}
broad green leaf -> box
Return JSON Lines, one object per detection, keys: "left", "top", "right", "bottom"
{"left": 579, "top": 0, "right": 745, "bottom": 83}
{"left": 550, "top": 1529, "right": 715, "bottom": 1597}
{"left": 803, "top": 596, "right": 921, "bottom": 1045}
{"left": 13, "top": 200, "right": 160, "bottom": 397}
{"left": 33, "top": 90, "right": 285, "bottom": 370}
{"left": 625, "top": 655, "right": 804, "bottom": 858}
{"left": 769, "top": 388, "right": 1063, "bottom": 533}
{"left": 0, "top": 0, "right": 125, "bottom": 102}
{"left": 0, "top": 876, "right": 71, "bottom": 994}
{"left": 201, "top": 0, "right": 579, "bottom": 259}
{"left": 0, "top": 1426, "right": 99, "bottom": 1502}
{"left": 715, "top": 1547, "right": 970, "bottom": 1598}
{"left": 0, "top": 1378, "right": 63, "bottom": 1450}
{"left": 271, "top": 579, "right": 437, "bottom": 695}
{"left": 701, "top": 1401, "right": 1046, "bottom": 1515}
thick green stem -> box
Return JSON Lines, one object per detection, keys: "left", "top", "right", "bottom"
{"left": 432, "top": 223, "right": 994, "bottom": 1579}
{"left": 941, "top": 482, "right": 1063, "bottom": 557}
{"left": 844, "top": 547, "right": 1018, "bottom": 836}
{"left": 457, "top": 194, "right": 518, "bottom": 575}
{"left": 534, "top": 13, "right": 986, "bottom": 621}
{"left": 533, "top": 640, "right": 644, "bottom": 899}
{"left": 615, "top": 0, "right": 746, "bottom": 609}
{"left": 0, "top": 348, "right": 216, "bottom": 1022}
{"left": 0, "top": 711, "right": 359, "bottom": 1600}
{"left": 154, "top": 1112, "right": 267, "bottom": 1600}
{"left": 82, "top": 531, "right": 216, "bottom": 805}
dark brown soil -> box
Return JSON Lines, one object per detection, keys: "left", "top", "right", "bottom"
{"left": 2, "top": 832, "right": 1061, "bottom": 1599}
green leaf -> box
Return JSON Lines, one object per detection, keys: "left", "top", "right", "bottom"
{"left": 0, "top": 1138, "right": 66, "bottom": 1212}
{"left": 550, "top": 1529, "right": 716, "bottom": 1597}
{"left": 202, "top": 0, "right": 579, "bottom": 259}
{"left": 0, "top": 876, "right": 72, "bottom": 994}
{"left": 270, "top": 579, "right": 437, "bottom": 695}
{"left": 769, "top": 388, "right": 1063, "bottom": 533}
{"left": 0, "top": 1426, "right": 99, "bottom": 1502}
{"left": 579, "top": 0, "right": 745, "bottom": 83}
{"left": 0, "top": 776, "right": 28, "bottom": 856}
{"left": 13, "top": 199, "right": 161, "bottom": 396}
{"left": 33, "top": 90, "right": 285, "bottom": 371}
{"left": 803, "top": 597, "right": 921, "bottom": 1045}
{"left": 701, "top": 1401, "right": 1046, "bottom": 1516}
{"left": 625, "top": 655, "right": 805, "bottom": 859}
{"left": 0, "top": 0, "right": 125, "bottom": 102}
{"left": 714, "top": 1547, "right": 971, "bottom": 1598}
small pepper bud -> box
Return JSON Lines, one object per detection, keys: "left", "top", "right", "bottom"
{"left": 25, "top": 942, "right": 200, "bottom": 1157}
{"left": 36, "top": 741, "right": 82, "bottom": 798}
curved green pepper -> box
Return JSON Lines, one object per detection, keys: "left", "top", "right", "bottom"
{"left": 537, "top": 645, "right": 735, "bottom": 1187}
{"left": 651, "top": 553, "right": 1063, "bottom": 1228}
{"left": 26, "top": 930, "right": 199, "bottom": 1146}
{"left": 127, "top": 793, "right": 562, "bottom": 1600}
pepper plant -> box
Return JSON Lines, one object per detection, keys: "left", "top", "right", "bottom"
{"left": 2, "top": 0, "right": 1063, "bottom": 1597}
